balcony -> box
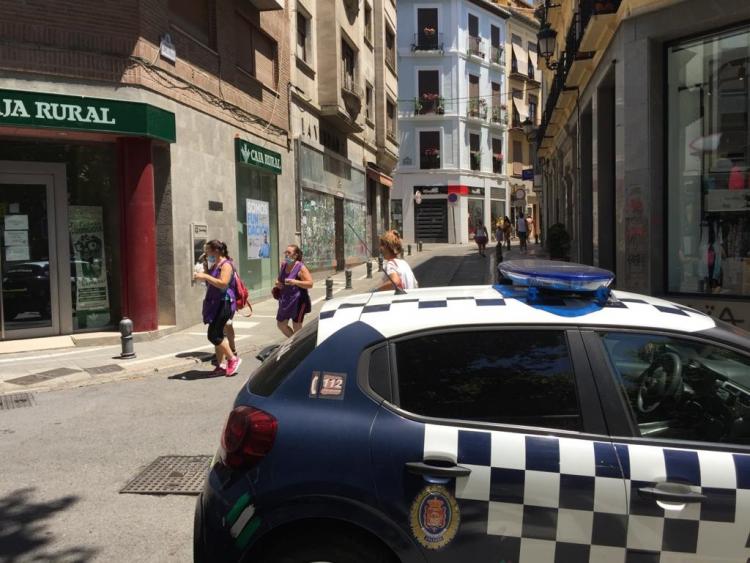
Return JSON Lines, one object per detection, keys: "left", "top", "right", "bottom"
{"left": 319, "top": 70, "right": 363, "bottom": 133}
{"left": 579, "top": 0, "right": 622, "bottom": 52}
{"left": 490, "top": 106, "right": 507, "bottom": 128}
{"left": 414, "top": 93, "right": 445, "bottom": 116}
{"left": 467, "top": 36, "right": 484, "bottom": 59}
{"left": 470, "top": 151, "right": 481, "bottom": 171}
{"left": 466, "top": 98, "right": 487, "bottom": 121}
{"left": 492, "top": 154, "right": 504, "bottom": 174}
{"left": 490, "top": 45, "right": 504, "bottom": 66}
{"left": 412, "top": 31, "right": 444, "bottom": 52}
{"left": 421, "top": 148, "right": 441, "bottom": 170}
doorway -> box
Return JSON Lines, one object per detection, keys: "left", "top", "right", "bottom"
{"left": 414, "top": 198, "right": 448, "bottom": 242}
{"left": 0, "top": 162, "right": 70, "bottom": 340}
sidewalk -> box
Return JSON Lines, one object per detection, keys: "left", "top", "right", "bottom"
{"left": 0, "top": 244, "right": 456, "bottom": 395}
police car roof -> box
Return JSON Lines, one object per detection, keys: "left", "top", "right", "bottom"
{"left": 317, "top": 285, "right": 716, "bottom": 344}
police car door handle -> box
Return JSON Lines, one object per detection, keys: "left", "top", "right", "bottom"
{"left": 405, "top": 461, "right": 472, "bottom": 478}
{"left": 637, "top": 485, "right": 707, "bottom": 504}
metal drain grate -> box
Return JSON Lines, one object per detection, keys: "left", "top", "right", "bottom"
{"left": 0, "top": 393, "right": 36, "bottom": 410}
{"left": 120, "top": 455, "right": 212, "bottom": 495}
{"left": 85, "top": 364, "right": 125, "bottom": 375}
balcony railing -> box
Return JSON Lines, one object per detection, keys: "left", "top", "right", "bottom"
{"left": 492, "top": 155, "right": 503, "bottom": 173}
{"left": 414, "top": 94, "right": 445, "bottom": 115}
{"left": 490, "top": 106, "right": 507, "bottom": 125}
{"left": 467, "top": 98, "right": 487, "bottom": 120}
{"left": 467, "top": 36, "right": 484, "bottom": 58}
{"left": 470, "top": 151, "right": 481, "bottom": 171}
{"left": 412, "top": 32, "right": 444, "bottom": 51}
{"left": 341, "top": 72, "right": 363, "bottom": 98}
{"left": 421, "top": 149, "right": 440, "bottom": 169}
{"left": 490, "top": 45, "right": 503, "bottom": 65}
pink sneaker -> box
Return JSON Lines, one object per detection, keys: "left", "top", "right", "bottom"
{"left": 225, "top": 356, "right": 242, "bottom": 377}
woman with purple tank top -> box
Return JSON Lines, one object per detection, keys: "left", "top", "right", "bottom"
{"left": 192, "top": 240, "right": 242, "bottom": 377}
{"left": 274, "top": 244, "right": 313, "bottom": 337}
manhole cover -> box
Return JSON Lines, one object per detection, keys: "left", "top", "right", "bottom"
{"left": 85, "top": 364, "right": 125, "bottom": 375}
{"left": 6, "top": 367, "right": 80, "bottom": 386}
{"left": 0, "top": 393, "right": 36, "bottom": 410}
{"left": 120, "top": 455, "right": 212, "bottom": 495}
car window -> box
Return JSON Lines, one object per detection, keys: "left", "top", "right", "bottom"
{"left": 247, "top": 320, "right": 318, "bottom": 396}
{"left": 393, "top": 330, "right": 581, "bottom": 430}
{"left": 600, "top": 332, "right": 750, "bottom": 445}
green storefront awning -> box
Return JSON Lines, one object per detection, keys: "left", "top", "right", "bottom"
{"left": 235, "top": 138, "right": 282, "bottom": 174}
{"left": 0, "top": 89, "right": 176, "bottom": 143}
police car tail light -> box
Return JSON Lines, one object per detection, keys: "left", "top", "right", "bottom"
{"left": 220, "top": 406, "right": 278, "bottom": 470}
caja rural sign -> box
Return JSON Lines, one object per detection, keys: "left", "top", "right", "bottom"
{"left": 235, "top": 138, "right": 282, "bottom": 175}
{"left": 0, "top": 89, "right": 176, "bottom": 143}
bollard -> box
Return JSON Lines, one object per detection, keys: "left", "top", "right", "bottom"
{"left": 345, "top": 269, "right": 352, "bottom": 289}
{"left": 407, "top": 244, "right": 412, "bottom": 256}
{"left": 378, "top": 255, "right": 384, "bottom": 272}
{"left": 325, "top": 277, "right": 334, "bottom": 300}
{"left": 119, "top": 317, "right": 136, "bottom": 359}
{"left": 366, "top": 261, "right": 373, "bottom": 279}
{"left": 418, "top": 241, "right": 423, "bottom": 252}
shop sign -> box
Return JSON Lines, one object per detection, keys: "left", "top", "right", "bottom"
{"left": 69, "top": 206, "right": 110, "bottom": 312}
{"left": 0, "top": 89, "right": 176, "bottom": 143}
{"left": 468, "top": 187, "right": 485, "bottom": 197}
{"left": 522, "top": 168, "right": 534, "bottom": 181}
{"left": 236, "top": 138, "right": 282, "bottom": 174}
{"left": 415, "top": 186, "right": 448, "bottom": 195}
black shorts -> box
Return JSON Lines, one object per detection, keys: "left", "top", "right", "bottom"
{"left": 519, "top": 232, "right": 528, "bottom": 241}
{"left": 207, "top": 301, "right": 233, "bottom": 345}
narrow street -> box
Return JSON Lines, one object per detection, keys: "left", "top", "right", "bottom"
{"left": 0, "top": 244, "right": 511, "bottom": 563}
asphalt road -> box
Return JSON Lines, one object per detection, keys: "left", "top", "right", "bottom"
{"left": 0, "top": 247, "right": 493, "bottom": 562}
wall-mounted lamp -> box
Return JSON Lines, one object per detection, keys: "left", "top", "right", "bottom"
{"left": 537, "top": 22, "right": 559, "bottom": 70}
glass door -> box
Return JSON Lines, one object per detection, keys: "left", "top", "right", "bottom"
{"left": 0, "top": 175, "right": 59, "bottom": 339}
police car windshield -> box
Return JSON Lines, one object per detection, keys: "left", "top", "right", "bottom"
{"left": 247, "top": 319, "right": 318, "bottom": 396}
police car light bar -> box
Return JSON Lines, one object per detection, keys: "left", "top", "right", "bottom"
{"left": 498, "top": 260, "right": 615, "bottom": 293}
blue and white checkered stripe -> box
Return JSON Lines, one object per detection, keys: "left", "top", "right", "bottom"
{"left": 424, "top": 424, "right": 750, "bottom": 562}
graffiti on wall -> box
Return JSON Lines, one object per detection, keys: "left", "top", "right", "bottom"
{"left": 345, "top": 200, "right": 368, "bottom": 261}
{"left": 302, "top": 191, "right": 335, "bottom": 271}
{"left": 624, "top": 185, "right": 648, "bottom": 291}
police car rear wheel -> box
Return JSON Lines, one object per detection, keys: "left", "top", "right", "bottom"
{"left": 253, "top": 527, "right": 397, "bottom": 563}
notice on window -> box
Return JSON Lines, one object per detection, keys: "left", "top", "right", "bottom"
{"left": 4, "top": 230, "right": 28, "bottom": 246}
{"left": 246, "top": 199, "right": 271, "bottom": 259}
{"left": 69, "top": 206, "right": 109, "bottom": 311}
{"left": 5, "top": 245, "right": 29, "bottom": 262}
{"left": 4, "top": 214, "right": 28, "bottom": 231}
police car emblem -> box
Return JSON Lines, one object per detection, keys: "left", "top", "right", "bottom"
{"left": 409, "top": 485, "right": 460, "bottom": 550}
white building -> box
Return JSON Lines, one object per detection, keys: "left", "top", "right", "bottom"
{"left": 392, "top": 0, "right": 511, "bottom": 244}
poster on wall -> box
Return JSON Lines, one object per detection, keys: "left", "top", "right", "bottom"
{"left": 69, "top": 206, "right": 110, "bottom": 311}
{"left": 246, "top": 199, "right": 271, "bottom": 259}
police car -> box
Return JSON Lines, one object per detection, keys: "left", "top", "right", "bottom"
{"left": 194, "top": 260, "right": 750, "bottom": 563}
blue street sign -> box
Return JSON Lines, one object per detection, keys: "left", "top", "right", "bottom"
{"left": 522, "top": 168, "right": 534, "bottom": 181}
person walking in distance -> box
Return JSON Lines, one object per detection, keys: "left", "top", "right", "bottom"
{"left": 475, "top": 221, "right": 489, "bottom": 257}
{"left": 377, "top": 231, "right": 418, "bottom": 291}
{"left": 517, "top": 211, "right": 528, "bottom": 253}
{"left": 503, "top": 216, "right": 512, "bottom": 250}
{"left": 193, "top": 240, "right": 242, "bottom": 377}
{"left": 275, "top": 244, "right": 313, "bottom": 337}
{"left": 495, "top": 221, "right": 504, "bottom": 264}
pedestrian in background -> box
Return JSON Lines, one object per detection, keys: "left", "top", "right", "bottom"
{"left": 475, "top": 221, "right": 489, "bottom": 257}
{"left": 377, "top": 230, "right": 418, "bottom": 290}
{"left": 517, "top": 211, "right": 528, "bottom": 253}
{"left": 495, "top": 222, "right": 504, "bottom": 263}
{"left": 193, "top": 240, "right": 242, "bottom": 377}
{"left": 503, "top": 216, "right": 512, "bottom": 250}
{"left": 274, "top": 244, "right": 313, "bottom": 337}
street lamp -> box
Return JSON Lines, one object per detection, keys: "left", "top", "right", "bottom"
{"left": 522, "top": 117, "right": 536, "bottom": 138}
{"left": 537, "top": 23, "right": 558, "bottom": 70}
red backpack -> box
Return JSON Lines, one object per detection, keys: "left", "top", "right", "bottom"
{"left": 232, "top": 265, "right": 252, "bottom": 315}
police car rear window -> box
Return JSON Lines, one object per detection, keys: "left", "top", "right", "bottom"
{"left": 248, "top": 320, "right": 318, "bottom": 396}
{"left": 394, "top": 330, "right": 582, "bottom": 431}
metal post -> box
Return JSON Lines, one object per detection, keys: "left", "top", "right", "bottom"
{"left": 378, "top": 255, "right": 384, "bottom": 272}
{"left": 345, "top": 269, "right": 352, "bottom": 289}
{"left": 418, "top": 241, "right": 423, "bottom": 252}
{"left": 407, "top": 244, "right": 412, "bottom": 256}
{"left": 325, "top": 277, "right": 334, "bottom": 300}
{"left": 119, "top": 317, "right": 135, "bottom": 359}
{"left": 366, "top": 261, "right": 373, "bottom": 279}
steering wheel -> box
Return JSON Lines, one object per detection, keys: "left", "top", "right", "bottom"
{"left": 637, "top": 352, "right": 683, "bottom": 414}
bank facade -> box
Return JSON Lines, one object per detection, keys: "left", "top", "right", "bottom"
{"left": 536, "top": 0, "right": 750, "bottom": 329}
{"left": 0, "top": 0, "right": 292, "bottom": 340}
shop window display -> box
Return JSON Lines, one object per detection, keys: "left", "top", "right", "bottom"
{"left": 668, "top": 26, "right": 750, "bottom": 296}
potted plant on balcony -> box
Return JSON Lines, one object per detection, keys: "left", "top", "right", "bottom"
{"left": 424, "top": 147, "right": 440, "bottom": 159}
{"left": 436, "top": 97, "right": 445, "bottom": 114}
{"left": 423, "top": 25, "right": 436, "bottom": 36}
{"left": 414, "top": 98, "right": 423, "bottom": 115}
{"left": 493, "top": 152, "right": 504, "bottom": 163}
{"left": 470, "top": 150, "right": 481, "bottom": 169}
